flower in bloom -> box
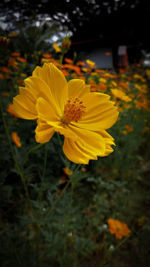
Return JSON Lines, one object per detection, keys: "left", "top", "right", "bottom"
{"left": 12, "top": 132, "right": 22, "bottom": 147}
{"left": 53, "top": 43, "right": 61, "bottom": 53}
{"left": 107, "top": 218, "right": 131, "bottom": 239}
{"left": 111, "top": 89, "right": 132, "bottom": 102}
{"left": 86, "top": 59, "right": 95, "bottom": 68}
{"left": 13, "top": 63, "right": 118, "bottom": 164}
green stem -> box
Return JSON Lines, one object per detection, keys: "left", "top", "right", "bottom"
{"left": 22, "top": 143, "right": 44, "bottom": 165}
{"left": 46, "top": 180, "right": 70, "bottom": 217}
{"left": 99, "top": 235, "right": 130, "bottom": 267}
{"left": 63, "top": 179, "right": 74, "bottom": 256}
{"left": 0, "top": 96, "right": 31, "bottom": 207}
{"left": 41, "top": 144, "right": 48, "bottom": 181}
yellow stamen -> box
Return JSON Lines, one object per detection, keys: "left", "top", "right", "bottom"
{"left": 62, "top": 97, "right": 86, "bottom": 124}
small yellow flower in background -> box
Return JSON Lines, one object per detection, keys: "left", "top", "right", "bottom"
{"left": 86, "top": 59, "right": 95, "bottom": 68}
{"left": 99, "top": 78, "right": 107, "bottom": 84}
{"left": 63, "top": 167, "right": 73, "bottom": 176}
{"left": 13, "top": 63, "right": 118, "bottom": 164}
{"left": 107, "top": 218, "right": 131, "bottom": 239}
{"left": 111, "top": 89, "right": 132, "bottom": 102}
{"left": 12, "top": 132, "right": 22, "bottom": 147}
{"left": 53, "top": 43, "right": 61, "bottom": 53}
{"left": 122, "top": 130, "right": 127, "bottom": 135}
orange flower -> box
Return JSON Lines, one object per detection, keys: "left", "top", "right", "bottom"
{"left": 8, "top": 58, "right": 18, "bottom": 69}
{"left": 61, "top": 69, "right": 70, "bottom": 77}
{"left": 16, "top": 57, "right": 27, "bottom": 63}
{"left": 64, "top": 58, "right": 73, "bottom": 64}
{"left": 0, "top": 73, "right": 4, "bottom": 79}
{"left": 11, "top": 52, "right": 20, "bottom": 57}
{"left": 77, "top": 61, "right": 85, "bottom": 66}
{"left": 125, "top": 125, "right": 133, "bottom": 132}
{"left": 63, "top": 167, "right": 73, "bottom": 176}
{"left": 63, "top": 64, "right": 82, "bottom": 75}
{"left": 7, "top": 104, "right": 18, "bottom": 117}
{"left": 42, "top": 53, "right": 52, "bottom": 58}
{"left": 2, "top": 92, "right": 9, "bottom": 96}
{"left": 8, "top": 32, "right": 18, "bottom": 37}
{"left": 1, "top": 67, "right": 11, "bottom": 74}
{"left": 107, "top": 218, "right": 131, "bottom": 239}
{"left": 12, "top": 132, "right": 22, "bottom": 147}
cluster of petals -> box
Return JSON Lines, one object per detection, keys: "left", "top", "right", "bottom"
{"left": 107, "top": 218, "right": 131, "bottom": 239}
{"left": 13, "top": 63, "right": 118, "bottom": 164}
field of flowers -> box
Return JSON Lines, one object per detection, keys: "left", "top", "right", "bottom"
{"left": 0, "top": 30, "right": 150, "bottom": 267}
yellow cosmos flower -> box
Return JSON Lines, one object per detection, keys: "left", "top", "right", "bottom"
{"left": 53, "top": 43, "right": 61, "bottom": 53}
{"left": 13, "top": 63, "right": 118, "bottom": 164}
{"left": 111, "top": 89, "right": 132, "bottom": 102}
{"left": 86, "top": 59, "right": 95, "bottom": 68}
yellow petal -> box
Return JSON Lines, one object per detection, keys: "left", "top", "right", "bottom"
{"left": 75, "top": 92, "right": 119, "bottom": 130}
{"left": 36, "top": 97, "right": 60, "bottom": 123}
{"left": 68, "top": 79, "right": 90, "bottom": 98}
{"left": 35, "top": 120, "right": 54, "bottom": 143}
{"left": 68, "top": 124, "right": 106, "bottom": 156}
{"left": 36, "top": 98, "right": 78, "bottom": 141}
{"left": 33, "top": 63, "right": 68, "bottom": 111}
{"left": 63, "top": 138, "right": 96, "bottom": 164}
{"left": 13, "top": 94, "right": 37, "bottom": 119}
{"left": 24, "top": 76, "right": 61, "bottom": 116}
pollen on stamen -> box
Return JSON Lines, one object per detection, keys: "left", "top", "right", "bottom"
{"left": 62, "top": 97, "right": 86, "bottom": 124}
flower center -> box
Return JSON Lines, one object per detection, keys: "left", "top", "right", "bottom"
{"left": 62, "top": 97, "right": 86, "bottom": 124}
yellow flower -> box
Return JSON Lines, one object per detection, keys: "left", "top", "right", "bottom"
{"left": 107, "top": 218, "right": 131, "bottom": 239}
{"left": 13, "top": 63, "right": 118, "bottom": 164}
{"left": 86, "top": 59, "right": 95, "bottom": 68}
{"left": 53, "top": 43, "right": 61, "bottom": 53}
{"left": 12, "top": 132, "right": 22, "bottom": 147}
{"left": 111, "top": 89, "right": 132, "bottom": 102}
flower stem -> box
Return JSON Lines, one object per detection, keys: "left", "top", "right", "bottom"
{"left": 0, "top": 96, "right": 31, "bottom": 208}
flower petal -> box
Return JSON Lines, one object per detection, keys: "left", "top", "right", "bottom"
{"left": 67, "top": 124, "right": 106, "bottom": 156}
{"left": 35, "top": 120, "right": 54, "bottom": 143}
{"left": 36, "top": 97, "right": 78, "bottom": 141}
{"left": 33, "top": 63, "right": 68, "bottom": 111}
{"left": 73, "top": 92, "right": 118, "bottom": 130}
{"left": 63, "top": 138, "right": 97, "bottom": 164}
{"left": 13, "top": 94, "right": 37, "bottom": 119}
{"left": 24, "top": 76, "right": 61, "bottom": 116}
{"left": 68, "top": 79, "right": 90, "bottom": 98}
{"left": 36, "top": 97, "right": 60, "bottom": 123}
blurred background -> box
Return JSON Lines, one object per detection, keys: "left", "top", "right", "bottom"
{"left": 1, "top": 0, "right": 150, "bottom": 68}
